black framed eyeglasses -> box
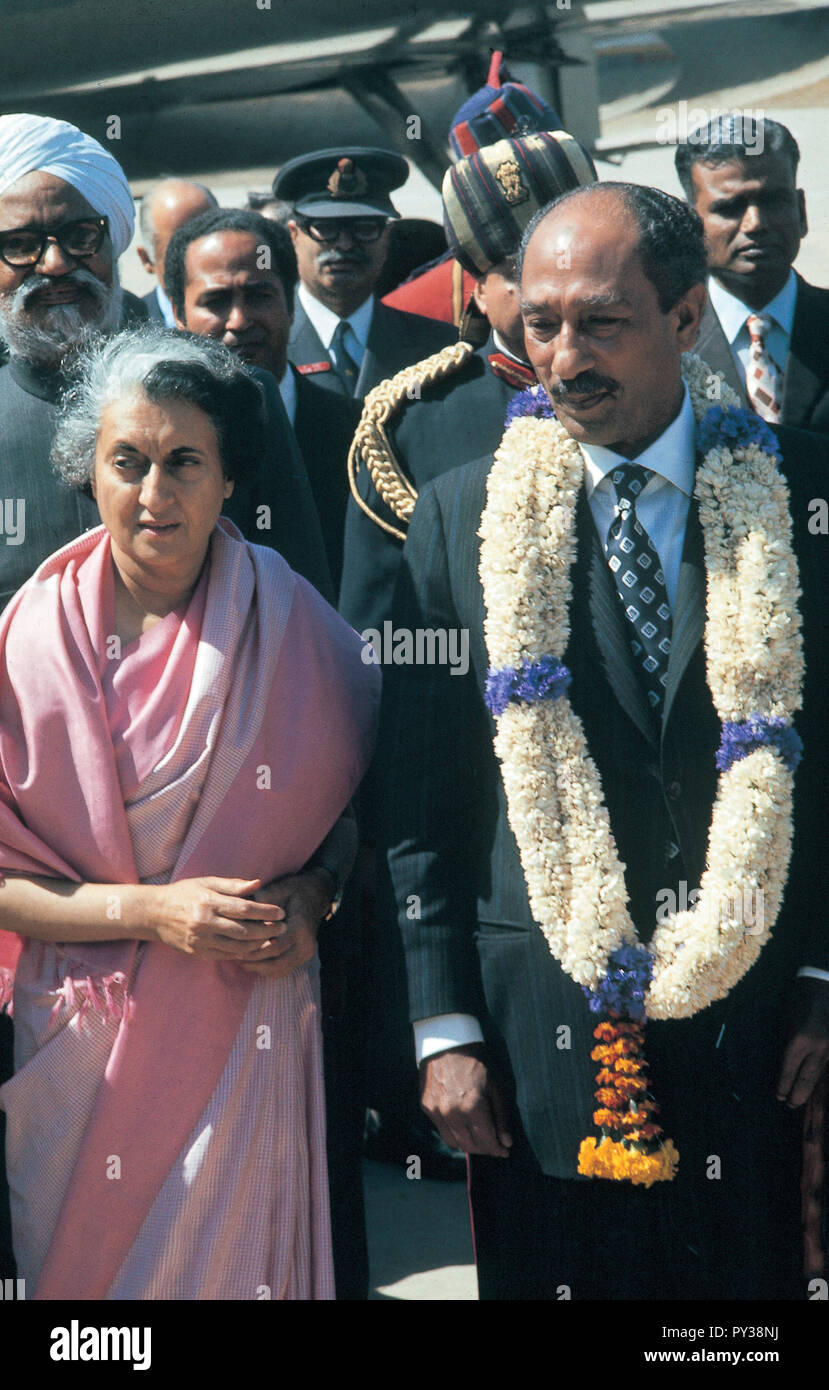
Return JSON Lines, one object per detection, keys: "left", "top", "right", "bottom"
{"left": 294, "top": 215, "right": 388, "bottom": 245}
{"left": 0, "top": 215, "right": 109, "bottom": 268}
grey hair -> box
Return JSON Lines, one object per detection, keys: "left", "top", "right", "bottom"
{"left": 51, "top": 323, "right": 261, "bottom": 489}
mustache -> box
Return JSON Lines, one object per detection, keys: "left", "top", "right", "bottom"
{"left": 18, "top": 267, "right": 109, "bottom": 310}
{"left": 549, "top": 370, "right": 618, "bottom": 401}
{"left": 0, "top": 266, "right": 121, "bottom": 369}
{"left": 317, "top": 247, "right": 369, "bottom": 268}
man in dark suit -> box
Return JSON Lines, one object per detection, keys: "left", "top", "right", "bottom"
{"left": 381, "top": 181, "right": 829, "bottom": 1300}
{"left": 273, "top": 147, "right": 454, "bottom": 400}
{"left": 340, "top": 129, "right": 596, "bottom": 638}
{"left": 676, "top": 115, "right": 829, "bottom": 434}
{"left": 166, "top": 206, "right": 358, "bottom": 597}
{"left": 136, "top": 178, "right": 217, "bottom": 327}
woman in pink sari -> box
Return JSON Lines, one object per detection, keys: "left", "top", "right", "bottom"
{"left": 0, "top": 327, "right": 379, "bottom": 1300}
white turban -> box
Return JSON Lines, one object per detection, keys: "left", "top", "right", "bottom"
{"left": 0, "top": 113, "right": 135, "bottom": 257}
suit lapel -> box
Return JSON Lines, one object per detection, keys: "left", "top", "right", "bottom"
{"left": 696, "top": 296, "right": 746, "bottom": 404}
{"left": 577, "top": 490, "right": 659, "bottom": 748}
{"left": 576, "top": 478, "right": 707, "bottom": 748}
{"left": 357, "top": 299, "right": 391, "bottom": 397}
{"left": 289, "top": 302, "right": 349, "bottom": 396}
{"left": 661, "top": 500, "right": 706, "bottom": 735}
{"left": 781, "top": 275, "right": 827, "bottom": 428}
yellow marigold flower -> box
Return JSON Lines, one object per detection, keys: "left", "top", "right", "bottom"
{"left": 593, "top": 1109, "right": 626, "bottom": 1130}
{"left": 626, "top": 1123, "right": 662, "bottom": 1143}
{"left": 595, "top": 1088, "right": 626, "bottom": 1108}
{"left": 612, "top": 1077, "right": 644, "bottom": 1099}
{"left": 578, "top": 1136, "right": 679, "bottom": 1186}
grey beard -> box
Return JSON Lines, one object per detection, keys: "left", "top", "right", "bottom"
{"left": 0, "top": 268, "right": 123, "bottom": 370}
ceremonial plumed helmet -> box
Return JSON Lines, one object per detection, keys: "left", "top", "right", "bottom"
{"left": 273, "top": 147, "right": 408, "bottom": 220}
{"left": 448, "top": 52, "right": 563, "bottom": 162}
{"left": 442, "top": 131, "right": 598, "bottom": 277}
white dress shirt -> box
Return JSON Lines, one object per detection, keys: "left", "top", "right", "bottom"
{"left": 154, "top": 284, "right": 176, "bottom": 329}
{"left": 414, "top": 382, "right": 826, "bottom": 1063}
{"left": 707, "top": 269, "right": 797, "bottom": 392}
{"left": 296, "top": 282, "right": 373, "bottom": 370}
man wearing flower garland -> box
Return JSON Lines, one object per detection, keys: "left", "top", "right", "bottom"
{"left": 382, "top": 181, "right": 829, "bottom": 1300}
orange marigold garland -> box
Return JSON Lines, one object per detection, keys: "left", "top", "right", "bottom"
{"left": 577, "top": 1017, "right": 679, "bottom": 1187}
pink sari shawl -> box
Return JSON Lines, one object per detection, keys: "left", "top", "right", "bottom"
{"left": 0, "top": 521, "right": 379, "bottom": 1298}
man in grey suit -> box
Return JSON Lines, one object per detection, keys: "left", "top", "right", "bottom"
{"left": 136, "top": 178, "right": 217, "bottom": 327}
{"left": 676, "top": 115, "right": 829, "bottom": 434}
{"left": 274, "top": 147, "right": 454, "bottom": 399}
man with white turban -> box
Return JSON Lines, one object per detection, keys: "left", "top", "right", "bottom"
{"left": 0, "top": 113, "right": 145, "bottom": 370}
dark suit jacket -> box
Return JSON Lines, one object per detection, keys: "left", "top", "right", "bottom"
{"left": 288, "top": 296, "right": 455, "bottom": 400}
{"left": 141, "top": 287, "right": 166, "bottom": 322}
{"left": 339, "top": 334, "right": 521, "bottom": 636}
{"left": 0, "top": 358, "right": 333, "bottom": 610}
{"left": 219, "top": 365, "right": 333, "bottom": 602}
{"left": 697, "top": 272, "right": 829, "bottom": 433}
{"left": 122, "top": 290, "right": 149, "bottom": 326}
{"left": 381, "top": 426, "right": 829, "bottom": 1179}
{"left": 292, "top": 370, "right": 359, "bottom": 599}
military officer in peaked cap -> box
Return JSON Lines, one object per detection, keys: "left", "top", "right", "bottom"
{"left": 275, "top": 147, "right": 454, "bottom": 399}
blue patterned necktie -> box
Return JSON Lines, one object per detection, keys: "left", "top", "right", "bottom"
{"left": 605, "top": 462, "right": 672, "bottom": 716}
{"left": 331, "top": 319, "right": 361, "bottom": 395}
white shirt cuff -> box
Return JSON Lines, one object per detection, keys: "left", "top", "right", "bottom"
{"left": 414, "top": 1012, "right": 484, "bottom": 1064}
{"left": 796, "top": 967, "right": 829, "bottom": 984}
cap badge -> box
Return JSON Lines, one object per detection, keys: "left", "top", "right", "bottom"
{"left": 327, "top": 158, "right": 368, "bottom": 200}
{"left": 495, "top": 158, "right": 529, "bottom": 206}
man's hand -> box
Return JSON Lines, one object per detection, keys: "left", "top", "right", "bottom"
{"left": 239, "top": 868, "right": 333, "bottom": 980}
{"left": 420, "top": 1045, "right": 513, "bottom": 1158}
{"left": 776, "top": 980, "right": 829, "bottom": 1108}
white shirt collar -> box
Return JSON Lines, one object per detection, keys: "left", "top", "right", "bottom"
{"left": 580, "top": 383, "right": 696, "bottom": 500}
{"left": 155, "top": 283, "right": 176, "bottom": 329}
{"left": 297, "top": 281, "right": 374, "bottom": 351}
{"left": 492, "top": 329, "right": 530, "bottom": 365}
{"left": 279, "top": 363, "right": 298, "bottom": 426}
{"left": 707, "top": 268, "right": 797, "bottom": 344}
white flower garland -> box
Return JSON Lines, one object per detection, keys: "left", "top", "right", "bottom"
{"left": 479, "top": 354, "right": 804, "bottom": 1020}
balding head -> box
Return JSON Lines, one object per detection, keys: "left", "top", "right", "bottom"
{"left": 137, "top": 179, "right": 218, "bottom": 292}
{"left": 519, "top": 183, "right": 707, "bottom": 457}
{"left": 519, "top": 182, "right": 707, "bottom": 313}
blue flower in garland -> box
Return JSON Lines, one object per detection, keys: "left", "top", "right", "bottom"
{"left": 585, "top": 943, "right": 653, "bottom": 1022}
{"left": 504, "top": 385, "right": 556, "bottom": 427}
{"left": 717, "top": 715, "right": 803, "bottom": 774}
{"left": 697, "top": 404, "right": 779, "bottom": 459}
{"left": 485, "top": 658, "right": 571, "bottom": 718}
